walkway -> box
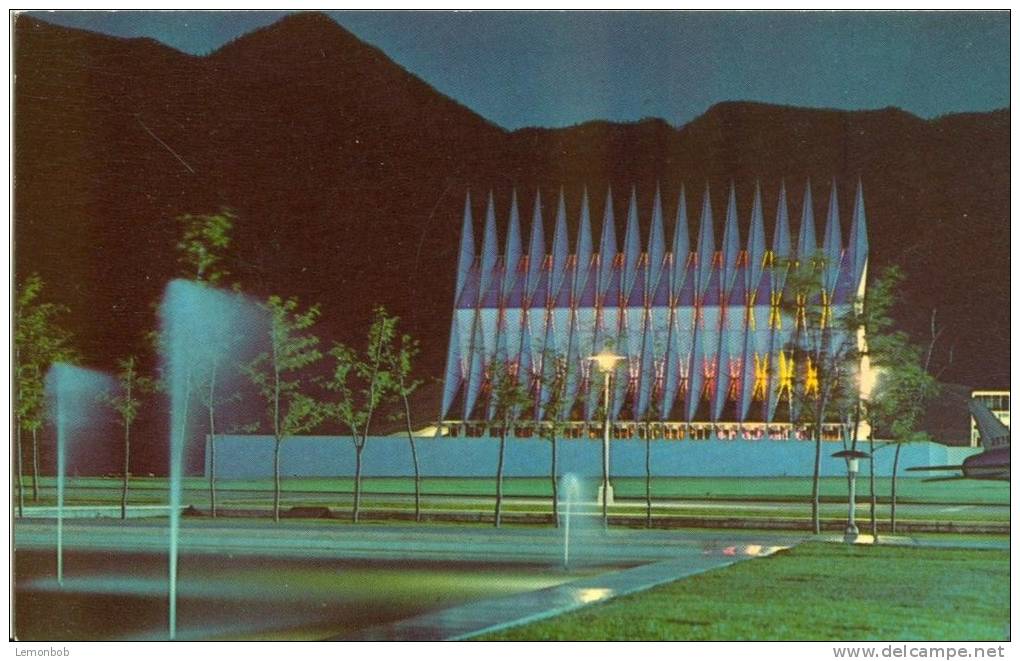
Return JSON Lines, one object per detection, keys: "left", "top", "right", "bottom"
{"left": 341, "top": 541, "right": 791, "bottom": 640}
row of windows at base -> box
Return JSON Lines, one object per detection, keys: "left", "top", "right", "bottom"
{"left": 439, "top": 421, "right": 847, "bottom": 441}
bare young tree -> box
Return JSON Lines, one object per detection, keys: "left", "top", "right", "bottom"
{"left": 780, "top": 255, "right": 862, "bottom": 534}
{"left": 242, "top": 296, "right": 324, "bottom": 522}
{"left": 537, "top": 350, "right": 571, "bottom": 528}
{"left": 386, "top": 331, "right": 425, "bottom": 522}
{"left": 101, "top": 356, "right": 155, "bottom": 519}
{"left": 325, "top": 306, "right": 397, "bottom": 523}
{"left": 15, "top": 274, "right": 78, "bottom": 511}
{"left": 867, "top": 306, "right": 941, "bottom": 534}
{"left": 174, "top": 207, "right": 241, "bottom": 517}
{"left": 486, "top": 359, "right": 533, "bottom": 528}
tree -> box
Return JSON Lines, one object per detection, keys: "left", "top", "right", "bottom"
{"left": 780, "top": 255, "right": 863, "bottom": 534}
{"left": 386, "top": 330, "right": 425, "bottom": 522}
{"left": 174, "top": 208, "right": 242, "bottom": 517}
{"left": 782, "top": 259, "right": 939, "bottom": 537}
{"left": 101, "top": 356, "right": 155, "bottom": 519}
{"left": 13, "top": 371, "right": 42, "bottom": 516}
{"left": 176, "top": 209, "right": 235, "bottom": 285}
{"left": 857, "top": 269, "right": 903, "bottom": 540}
{"left": 536, "top": 350, "right": 571, "bottom": 528}
{"left": 14, "top": 366, "right": 43, "bottom": 514}
{"left": 838, "top": 267, "right": 941, "bottom": 538}
{"left": 325, "top": 306, "right": 397, "bottom": 523}
{"left": 867, "top": 325, "right": 940, "bottom": 533}
{"left": 242, "top": 296, "right": 324, "bottom": 522}
{"left": 486, "top": 359, "right": 533, "bottom": 528}
{"left": 199, "top": 360, "right": 246, "bottom": 518}
{"left": 639, "top": 389, "right": 662, "bottom": 529}
{"left": 14, "top": 274, "right": 78, "bottom": 511}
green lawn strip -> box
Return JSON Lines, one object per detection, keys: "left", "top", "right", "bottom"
{"left": 27, "top": 487, "right": 1009, "bottom": 522}
{"left": 19, "top": 476, "right": 1008, "bottom": 506}
{"left": 24, "top": 498, "right": 1007, "bottom": 528}
{"left": 480, "top": 543, "right": 1010, "bottom": 641}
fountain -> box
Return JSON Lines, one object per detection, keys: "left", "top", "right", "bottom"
{"left": 558, "top": 473, "right": 582, "bottom": 570}
{"left": 159, "top": 279, "right": 261, "bottom": 639}
{"left": 44, "top": 363, "right": 113, "bottom": 586}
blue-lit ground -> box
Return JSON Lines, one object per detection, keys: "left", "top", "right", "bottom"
{"left": 13, "top": 519, "right": 796, "bottom": 641}
{"left": 15, "top": 549, "right": 593, "bottom": 640}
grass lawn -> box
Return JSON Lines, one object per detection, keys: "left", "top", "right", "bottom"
{"left": 480, "top": 543, "right": 1010, "bottom": 641}
{"left": 18, "top": 476, "right": 1009, "bottom": 506}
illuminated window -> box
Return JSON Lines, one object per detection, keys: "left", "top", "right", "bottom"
{"left": 804, "top": 355, "right": 819, "bottom": 398}
{"left": 778, "top": 351, "right": 794, "bottom": 400}
{"left": 703, "top": 359, "right": 717, "bottom": 399}
{"left": 795, "top": 292, "right": 807, "bottom": 330}
{"left": 727, "top": 359, "right": 742, "bottom": 401}
{"left": 752, "top": 354, "right": 769, "bottom": 401}
{"left": 769, "top": 292, "right": 782, "bottom": 329}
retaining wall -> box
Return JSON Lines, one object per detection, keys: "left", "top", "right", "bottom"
{"left": 205, "top": 435, "right": 977, "bottom": 480}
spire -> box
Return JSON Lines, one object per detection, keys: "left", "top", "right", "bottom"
{"left": 772, "top": 180, "right": 793, "bottom": 292}
{"left": 478, "top": 191, "right": 499, "bottom": 302}
{"left": 440, "top": 316, "right": 461, "bottom": 421}
{"left": 463, "top": 317, "right": 485, "bottom": 421}
{"left": 695, "top": 183, "right": 716, "bottom": 293}
{"left": 847, "top": 177, "right": 869, "bottom": 285}
{"left": 573, "top": 187, "right": 594, "bottom": 299}
{"left": 525, "top": 189, "right": 545, "bottom": 301}
{"left": 822, "top": 178, "right": 842, "bottom": 292}
{"left": 671, "top": 185, "right": 690, "bottom": 296}
{"left": 746, "top": 181, "right": 766, "bottom": 290}
{"left": 720, "top": 182, "right": 742, "bottom": 293}
{"left": 455, "top": 190, "right": 475, "bottom": 302}
{"left": 621, "top": 186, "right": 642, "bottom": 301}
{"left": 796, "top": 179, "right": 816, "bottom": 261}
{"left": 647, "top": 183, "right": 666, "bottom": 299}
{"left": 502, "top": 189, "right": 523, "bottom": 300}
{"left": 598, "top": 187, "right": 618, "bottom": 299}
{"left": 773, "top": 180, "right": 792, "bottom": 260}
{"left": 550, "top": 188, "right": 570, "bottom": 302}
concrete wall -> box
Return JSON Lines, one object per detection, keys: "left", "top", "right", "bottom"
{"left": 206, "top": 435, "right": 978, "bottom": 479}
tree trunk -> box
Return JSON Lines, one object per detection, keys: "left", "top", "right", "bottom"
{"left": 869, "top": 435, "right": 877, "bottom": 541}
{"left": 273, "top": 436, "right": 282, "bottom": 522}
{"left": 494, "top": 430, "right": 507, "bottom": 528}
{"left": 16, "top": 423, "right": 24, "bottom": 517}
{"left": 208, "top": 365, "right": 217, "bottom": 519}
{"left": 551, "top": 432, "right": 559, "bottom": 528}
{"left": 272, "top": 350, "right": 281, "bottom": 522}
{"left": 891, "top": 442, "right": 902, "bottom": 534}
{"left": 353, "top": 441, "right": 364, "bottom": 523}
{"left": 121, "top": 423, "right": 131, "bottom": 520}
{"left": 645, "top": 425, "right": 652, "bottom": 529}
{"left": 402, "top": 394, "right": 422, "bottom": 523}
{"left": 31, "top": 427, "right": 40, "bottom": 502}
{"left": 208, "top": 434, "right": 217, "bottom": 518}
{"left": 810, "top": 397, "right": 826, "bottom": 535}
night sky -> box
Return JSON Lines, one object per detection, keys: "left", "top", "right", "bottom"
{"left": 23, "top": 10, "right": 1009, "bottom": 130}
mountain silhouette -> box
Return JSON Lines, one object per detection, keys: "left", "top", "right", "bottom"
{"left": 14, "top": 11, "right": 1010, "bottom": 426}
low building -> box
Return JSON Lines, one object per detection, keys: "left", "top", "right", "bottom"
{"left": 971, "top": 390, "right": 1010, "bottom": 447}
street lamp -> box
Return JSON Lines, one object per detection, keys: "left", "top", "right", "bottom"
{"left": 590, "top": 351, "right": 625, "bottom": 529}
{"left": 832, "top": 448, "right": 871, "bottom": 544}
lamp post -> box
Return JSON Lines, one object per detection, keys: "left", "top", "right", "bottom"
{"left": 590, "top": 351, "right": 624, "bottom": 530}
{"left": 832, "top": 448, "right": 871, "bottom": 544}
